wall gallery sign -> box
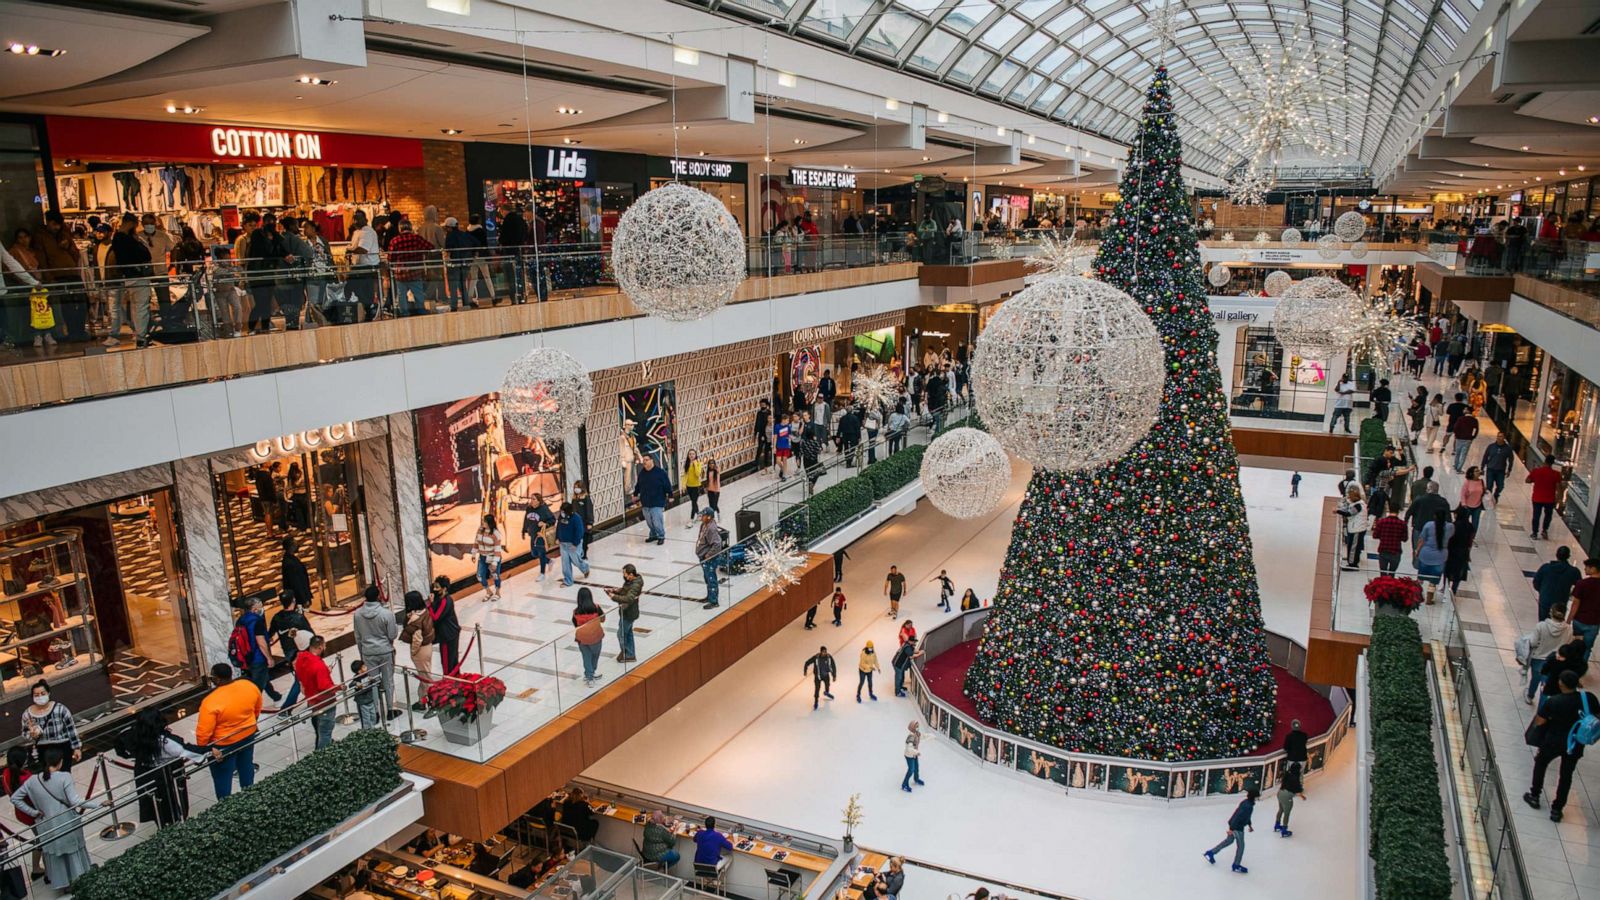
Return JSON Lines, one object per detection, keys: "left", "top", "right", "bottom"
{"left": 789, "top": 167, "right": 858, "bottom": 189}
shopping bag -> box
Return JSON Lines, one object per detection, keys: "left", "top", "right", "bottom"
{"left": 27, "top": 287, "right": 53, "bottom": 330}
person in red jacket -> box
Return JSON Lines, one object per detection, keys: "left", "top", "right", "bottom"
{"left": 293, "top": 634, "right": 338, "bottom": 749}
{"left": 1527, "top": 461, "right": 1564, "bottom": 539}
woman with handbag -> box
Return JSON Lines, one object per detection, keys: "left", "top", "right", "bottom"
{"left": 399, "top": 590, "right": 436, "bottom": 701}
{"left": 113, "top": 706, "right": 203, "bottom": 828}
{"left": 572, "top": 588, "right": 606, "bottom": 686}
{"left": 10, "top": 748, "right": 99, "bottom": 890}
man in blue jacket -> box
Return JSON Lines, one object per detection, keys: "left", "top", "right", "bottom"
{"left": 556, "top": 502, "right": 591, "bottom": 587}
{"left": 633, "top": 455, "right": 673, "bottom": 544}
{"left": 1204, "top": 788, "right": 1257, "bottom": 874}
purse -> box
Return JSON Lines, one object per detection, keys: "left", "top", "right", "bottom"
{"left": 574, "top": 615, "right": 604, "bottom": 645}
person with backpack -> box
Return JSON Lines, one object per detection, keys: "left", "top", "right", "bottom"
{"left": 1524, "top": 669, "right": 1600, "bottom": 821}
{"left": 270, "top": 590, "right": 315, "bottom": 712}
{"left": 230, "top": 596, "right": 283, "bottom": 704}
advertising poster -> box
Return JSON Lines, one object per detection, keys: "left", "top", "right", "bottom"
{"left": 416, "top": 394, "right": 566, "bottom": 585}
{"left": 617, "top": 382, "right": 678, "bottom": 500}
{"left": 1022, "top": 748, "right": 1071, "bottom": 786}
{"left": 1206, "top": 764, "right": 1265, "bottom": 796}
{"left": 214, "top": 165, "right": 284, "bottom": 208}
{"left": 1107, "top": 765, "right": 1171, "bottom": 798}
{"left": 950, "top": 716, "right": 984, "bottom": 758}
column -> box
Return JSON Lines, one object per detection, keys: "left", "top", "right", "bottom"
{"left": 358, "top": 435, "right": 403, "bottom": 596}
{"left": 173, "top": 457, "right": 233, "bottom": 669}
{"left": 388, "top": 412, "right": 432, "bottom": 594}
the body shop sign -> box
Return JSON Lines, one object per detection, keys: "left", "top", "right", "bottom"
{"left": 649, "top": 156, "right": 744, "bottom": 182}
{"left": 789, "top": 167, "right": 858, "bottom": 189}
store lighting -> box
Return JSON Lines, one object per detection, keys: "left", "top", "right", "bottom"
{"left": 996, "top": 126, "right": 1007, "bottom": 137}
{"left": 562, "top": 137, "right": 581, "bottom": 144}
{"left": 697, "top": 151, "right": 707, "bottom": 156}
{"left": 792, "top": 138, "right": 807, "bottom": 145}
{"left": 297, "top": 76, "right": 336, "bottom": 85}
{"left": 1590, "top": 116, "right": 1599, "bottom": 124}
{"left": 165, "top": 104, "right": 203, "bottom": 115}
{"left": 1521, "top": 145, "right": 1530, "bottom": 151}
{"left": 921, "top": 156, "right": 930, "bottom": 162}
{"left": 556, "top": 106, "right": 583, "bottom": 115}
{"left": 885, "top": 98, "right": 899, "bottom": 110}
{"left": 777, "top": 72, "right": 797, "bottom": 88}
{"left": 673, "top": 46, "right": 700, "bottom": 66}
{"left": 1581, "top": 166, "right": 1588, "bottom": 172}
{"left": 1026, "top": 134, "right": 1036, "bottom": 145}
{"left": 440, "top": 128, "right": 463, "bottom": 135}
{"left": 1560, "top": 169, "right": 1567, "bottom": 176}
{"left": 936, "top": 111, "right": 949, "bottom": 124}
{"left": 7, "top": 43, "right": 63, "bottom": 56}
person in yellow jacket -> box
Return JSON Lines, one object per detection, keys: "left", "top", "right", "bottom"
{"left": 857, "top": 641, "right": 881, "bottom": 702}
{"left": 682, "top": 448, "right": 705, "bottom": 527}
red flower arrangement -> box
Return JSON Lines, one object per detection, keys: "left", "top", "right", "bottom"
{"left": 1364, "top": 574, "right": 1425, "bottom": 611}
{"left": 421, "top": 672, "right": 506, "bottom": 724}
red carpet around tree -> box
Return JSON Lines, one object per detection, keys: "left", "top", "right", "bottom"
{"left": 922, "top": 639, "right": 1334, "bottom": 757}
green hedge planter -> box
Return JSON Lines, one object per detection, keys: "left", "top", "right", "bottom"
{"left": 72, "top": 729, "right": 403, "bottom": 900}
{"left": 1358, "top": 415, "right": 1390, "bottom": 472}
{"left": 862, "top": 445, "right": 926, "bottom": 500}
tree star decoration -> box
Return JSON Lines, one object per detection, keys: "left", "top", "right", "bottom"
{"left": 1346, "top": 301, "right": 1413, "bottom": 367}
{"left": 921, "top": 428, "right": 1011, "bottom": 519}
{"left": 1280, "top": 227, "right": 1303, "bottom": 245}
{"left": 747, "top": 533, "right": 805, "bottom": 590}
{"left": 1348, "top": 240, "right": 1369, "bottom": 259}
{"left": 1334, "top": 211, "right": 1368, "bottom": 242}
{"left": 1026, "top": 235, "right": 1094, "bottom": 276}
{"left": 1225, "top": 164, "right": 1271, "bottom": 206}
{"left": 1273, "top": 275, "right": 1362, "bottom": 359}
{"left": 500, "top": 347, "right": 595, "bottom": 440}
{"left": 1207, "top": 263, "right": 1232, "bottom": 288}
{"left": 973, "top": 275, "right": 1164, "bottom": 472}
{"left": 1150, "top": 0, "right": 1183, "bottom": 60}
{"left": 1264, "top": 270, "right": 1294, "bottom": 297}
{"left": 1315, "top": 234, "right": 1343, "bottom": 260}
{"left": 850, "top": 365, "right": 898, "bottom": 410}
{"left": 611, "top": 181, "right": 745, "bottom": 322}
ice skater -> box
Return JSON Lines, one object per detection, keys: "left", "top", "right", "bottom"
{"left": 930, "top": 570, "right": 954, "bottom": 611}
{"left": 803, "top": 646, "right": 836, "bottom": 710}
{"left": 1290, "top": 471, "right": 1301, "bottom": 497}
{"left": 1275, "top": 763, "right": 1305, "bottom": 837}
{"left": 831, "top": 587, "right": 847, "bottom": 626}
{"left": 900, "top": 721, "right": 925, "bottom": 792}
{"left": 1204, "top": 788, "right": 1257, "bottom": 873}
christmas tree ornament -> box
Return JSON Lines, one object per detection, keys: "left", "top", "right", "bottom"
{"left": 746, "top": 533, "right": 805, "bottom": 590}
{"left": 1206, "top": 263, "right": 1232, "bottom": 288}
{"left": 611, "top": 182, "right": 745, "bottom": 321}
{"left": 1348, "top": 240, "right": 1369, "bottom": 259}
{"left": 1346, "top": 301, "right": 1413, "bottom": 367}
{"left": 1252, "top": 231, "right": 1270, "bottom": 246}
{"left": 1225, "top": 164, "right": 1271, "bottom": 206}
{"left": 1263, "top": 270, "right": 1293, "bottom": 297}
{"left": 850, "top": 365, "right": 897, "bottom": 410}
{"left": 1315, "top": 234, "right": 1342, "bottom": 259}
{"left": 973, "top": 275, "right": 1163, "bottom": 473}
{"left": 1220, "top": 231, "right": 1235, "bottom": 242}
{"left": 922, "top": 428, "right": 1011, "bottom": 520}
{"left": 1026, "top": 235, "right": 1094, "bottom": 276}
{"left": 1279, "top": 227, "right": 1302, "bottom": 245}
{"left": 1334, "top": 211, "right": 1367, "bottom": 241}
{"left": 500, "top": 347, "right": 595, "bottom": 440}
{"left": 965, "top": 66, "right": 1276, "bottom": 761}
{"left": 1273, "top": 275, "right": 1361, "bottom": 359}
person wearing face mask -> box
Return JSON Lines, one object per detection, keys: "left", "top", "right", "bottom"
{"left": 105, "top": 212, "right": 154, "bottom": 347}
{"left": 33, "top": 211, "right": 88, "bottom": 343}
{"left": 293, "top": 635, "right": 339, "bottom": 749}
{"left": 138, "top": 213, "right": 175, "bottom": 323}
{"left": 20, "top": 680, "right": 81, "bottom": 773}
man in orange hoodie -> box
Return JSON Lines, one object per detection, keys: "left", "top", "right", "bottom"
{"left": 195, "top": 663, "right": 262, "bottom": 799}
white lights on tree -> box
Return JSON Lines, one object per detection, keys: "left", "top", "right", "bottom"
{"left": 1334, "top": 211, "right": 1367, "bottom": 241}
{"left": 1264, "top": 270, "right": 1294, "bottom": 296}
{"left": 1207, "top": 263, "right": 1232, "bottom": 288}
{"left": 921, "top": 428, "right": 1012, "bottom": 519}
{"left": 850, "top": 366, "right": 898, "bottom": 410}
{"left": 1272, "top": 275, "right": 1362, "bottom": 359}
{"left": 611, "top": 181, "right": 746, "bottom": 322}
{"left": 973, "top": 276, "right": 1164, "bottom": 473}
{"left": 1280, "top": 227, "right": 1303, "bottom": 245}
{"left": 747, "top": 533, "right": 805, "bottom": 590}
{"left": 1346, "top": 301, "right": 1413, "bottom": 367}
{"left": 500, "top": 347, "right": 595, "bottom": 439}
{"left": 1315, "top": 234, "right": 1342, "bottom": 259}
{"left": 1348, "top": 240, "right": 1369, "bottom": 259}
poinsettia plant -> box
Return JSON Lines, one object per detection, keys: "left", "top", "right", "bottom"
{"left": 1364, "top": 575, "right": 1425, "bottom": 611}
{"left": 421, "top": 673, "right": 506, "bottom": 724}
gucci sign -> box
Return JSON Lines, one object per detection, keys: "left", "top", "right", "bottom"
{"left": 249, "top": 422, "right": 359, "bottom": 461}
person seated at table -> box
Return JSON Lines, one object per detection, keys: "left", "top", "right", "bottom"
{"left": 694, "top": 815, "right": 734, "bottom": 868}
{"left": 643, "top": 810, "right": 681, "bottom": 869}
{"left": 406, "top": 828, "right": 443, "bottom": 855}
{"left": 469, "top": 841, "right": 502, "bottom": 877}
{"left": 507, "top": 862, "right": 539, "bottom": 889}
{"left": 560, "top": 787, "right": 600, "bottom": 842}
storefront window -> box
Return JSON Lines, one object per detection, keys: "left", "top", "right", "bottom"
{"left": 1231, "top": 327, "right": 1329, "bottom": 422}
{"left": 0, "top": 489, "right": 197, "bottom": 713}
{"left": 0, "top": 118, "right": 48, "bottom": 237}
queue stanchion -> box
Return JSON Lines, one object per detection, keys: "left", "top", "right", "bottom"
{"left": 474, "top": 623, "right": 484, "bottom": 673}
{"left": 399, "top": 668, "right": 427, "bottom": 745}
{"left": 94, "top": 755, "right": 135, "bottom": 840}
{"left": 334, "top": 651, "right": 359, "bottom": 726}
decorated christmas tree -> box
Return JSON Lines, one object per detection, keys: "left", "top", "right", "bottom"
{"left": 963, "top": 67, "right": 1278, "bottom": 761}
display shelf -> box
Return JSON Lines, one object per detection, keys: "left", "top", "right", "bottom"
{"left": 0, "top": 614, "right": 96, "bottom": 650}
{"left": 0, "top": 573, "right": 88, "bottom": 607}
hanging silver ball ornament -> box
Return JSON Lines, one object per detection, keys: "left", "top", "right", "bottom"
{"left": 920, "top": 428, "right": 1012, "bottom": 519}
{"left": 1264, "top": 270, "right": 1293, "bottom": 297}
{"left": 1273, "top": 275, "right": 1362, "bottom": 359}
{"left": 499, "top": 347, "right": 595, "bottom": 440}
{"left": 1207, "top": 263, "right": 1232, "bottom": 288}
{"left": 973, "top": 275, "right": 1164, "bottom": 472}
{"left": 1315, "top": 234, "right": 1342, "bottom": 260}
{"left": 611, "top": 181, "right": 745, "bottom": 322}
{"left": 1280, "top": 227, "right": 1303, "bottom": 244}
{"left": 1348, "top": 240, "right": 1369, "bottom": 259}
{"left": 1334, "top": 211, "right": 1367, "bottom": 242}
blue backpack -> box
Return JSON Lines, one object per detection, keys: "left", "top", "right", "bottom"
{"left": 1569, "top": 692, "right": 1600, "bottom": 752}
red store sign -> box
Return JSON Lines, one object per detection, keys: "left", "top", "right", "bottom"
{"left": 46, "top": 116, "right": 424, "bottom": 168}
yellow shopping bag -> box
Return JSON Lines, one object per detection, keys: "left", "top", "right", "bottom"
{"left": 28, "top": 286, "right": 54, "bottom": 331}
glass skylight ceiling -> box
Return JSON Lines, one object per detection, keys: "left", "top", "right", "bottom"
{"left": 692, "top": 0, "right": 1483, "bottom": 175}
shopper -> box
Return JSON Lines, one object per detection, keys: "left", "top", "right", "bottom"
{"left": 1450, "top": 407, "right": 1481, "bottom": 474}
{"left": 34, "top": 211, "right": 87, "bottom": 343}
{"left": 682, "top": 449, "right": 705, "bottom": 523}
{"left": 884, "top": 857, "right": 906, "bottom": 900}
{"left": 888, "top": 402, "right": 910, "bottom": 454}
{"left": 346, "top": 210, "right": 381, "bottom": 321}
{"left": 856, "top": 641, "right": 881, "bottom": 702}
{"left": 1290, "top": 471, "right": 1302, "bottom": 497}
{"left": 1371, "top": 506, "right": 1408, "bottom": 575}
{"left": 1274, "top": 763, "right": 1306, "bottom": 838}
{"left": 19, "top": 680, "right": 81, "bottom": 773}
{"left": 695, "top": 510, "right": 726, "bottom": 609}
{"left": 773, "top": 414, "right": 793, "bottom": 480}
{"left": 530, "top": 514, "right": 554, "bottom": 579}
{"left": 693, "top": 816, "right": 734, "bottom": 868}
{"left": 281, "top": 536, "right": 313, "bottom": 610}
{"left": 1481, "top": 434, "right": 1515, "bottom": 503}
{"left": 1534, "top": 547, "right": 1583, "bottom": 622}
{"left": 1416, "top": 508, "right": 1454, "bottom": 604}
{"left": 1524, "top": 669, "right": 1599, "bottom": 821}
{"left": 294, "top": 635, "right": 338, "bottom": 749}
{"left": 573, "top": 480, "right": 597, "bottom": 559}
{"left": 931, "top": 570, "right": 954, "bottom": 612}
{"left": 1407, "top": 386, "right": 1428, "bottom": 444}
{"left": 10, "top": 748, "right": 98, "bottom": 889}
{"left": 1445, "top": 507, "right": 1477, "bottom": 596}
{"left": 353, "top": 585, "right": 400, "bottom": 721}
{"left": 642, "top": 811, "right": 681, "bottom": 868}
{"left": 1283, "top": 719, "right": 1308, "bottom": 767}
{"left": 1524, "top": 604, "right": 1572, "bottom": 705}
{"left": 269, "top": 589, "right": 314, "bottom": 710}
{"left": 399, "top": 590, "right": 436, "bottom": 697}
{"left": 300, "top": 218, "right": 334, "bottom": 319}
{"left": 106, "top": 212, "right": 155, "bottom": 345}
{"left": 1335, "top": 486, "right": 1369, "bottom": 570}
{"left": 633, "top": 455, "right": 673, "bottom": 544}
{"left": 349, "top": 659, "right": 380, "bottom": 729}
{"left": 1203, "top": 788, "right": 1257, "bottom": 873}
{"left": 429, "top": 576, "right": 462, "bottom": 676}
{"left": 386, "top": 220, "right": 435, "bottom": 317}
{"left": 892, "top": 636, "right": 923, "bottom": 697}
{"left": 572, "top": 588, "right": 606, "bottom": 685}
{"left": 194, "top": 663, "right": 263, "bottom": 799}
{"left": 1422, "top": 393, "right": 1446, "bottom": 451}
{"left": 557, "top": 502, "right": 591, "bottom": 587}
{"left": 900, "top": 721, "right": 925, "bottom": 792}
{"left": 606, "top": 564, "right": 642, "bottom": 662}
{"left": 959, "top": 589, "right": 982, "bottom": 611}
{"left": 884, "top": 565, "right": 907, "bottom": 618}
{"left": 804, "top": 645, "right": 837, "bottom": 709}
{"left": 755, "top": 399, "right": 772, "bottom": 470}
{"left": 231, "top": 596, "right": 283, "bottom": 703}
{"left": 1569, "top": 559, "right": 1600, "bottom": 658}
{"left": 704, "top": 457, "right": 722, "bottom": 516}
{"left": 475, "top": 514, "right": 506, "bottom": 600}
{"left": 1329, "top": 374, "right": 1354, "bottom": 434}
{"left": 1459, "top": 467, "right": 1486, "bottom": 531}
{"left": 442, "top": 216, "right": 476, "bottom": 310}
{"left": 1405, "top": 482, "right": 1450, "bottom": 561}
{"left": 831, "top": 588, "right": 847, "bottom": 626}
{"left": 1537, "top": 640, "right": 1589, "bottom": 706}
{"left": 1370, "top": 378, "right": 1392, "bottom": 421}
{"left": 833, "top": 548, "right": 850, "bottom": 583}
{"left": 276, "top": 215, "right": 312, "bottom": 329}
{"left": 0, "top": 748, "right": 42, "bottom": 880}
{"left": 1526, "top": 459, "right": 1563, "bottom": 539}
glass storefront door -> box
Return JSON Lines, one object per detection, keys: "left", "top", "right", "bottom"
{"left": 213, "top": 444, "right": 369, "bottom": 611}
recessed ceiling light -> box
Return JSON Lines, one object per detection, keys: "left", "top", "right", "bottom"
{"left": 165, "top": 104, "right": 203, "bottom": 115}
{"left": 1590, "top": 116, "right": 1599, "bottom": 124}
{"left": 440, "top": 128, "right": 463, "bottom": 135}
{"left": 296, "top": 76, "right": 336, "bottom": 86}
{"left": 673, "top": 46, "right": 700, "bottom": 66}
{"left": 562, "top": 137, "right": 581, "bottom": 145}
{"left": 7, "top": 42, "right": 63, "bottom": 56}
{"left": 556, "top": 106, "right": 583, "bottom": 115}
{"left": 1560, "top": 169, "right": 1567, "bottom": 176}
{"left": 1521, "top": 145, "right": 1530, "bottom": 151}
{"left": 936, "top": 111, "right": 949, "bottom": 124}
{"left": 762, "top": 156, "right": 772, "bottom": 162}
{"left": 777, "top": 72, "right": 797, "bottom": 88}
{"left": 697, "top": 151, "right": 707, "bottom": 156}
{"left": 997, "top": 126, "right": 1008, "bottom": 137}
{"left": 921, "top": 156, "right": 930, "bottom": 162}
{"left": 1536, "top": 176, "right": 1542, "bottom": 181}
{"left": 1581, "top": 165, "right": 1588, "bottom": 172}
